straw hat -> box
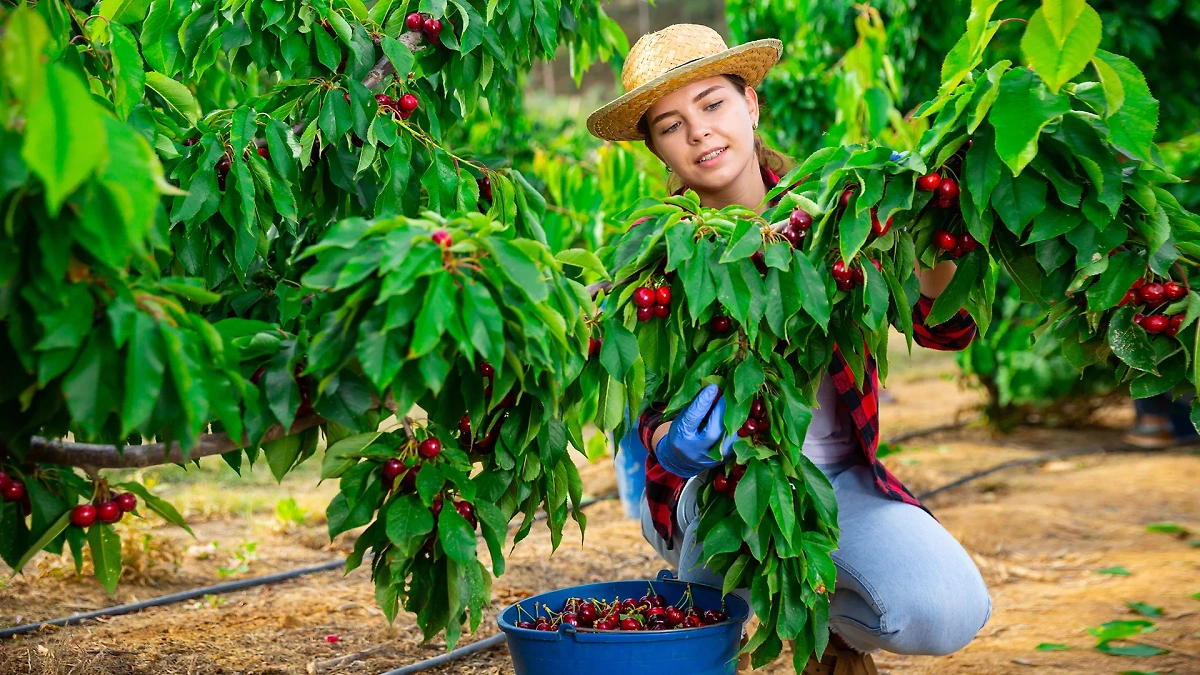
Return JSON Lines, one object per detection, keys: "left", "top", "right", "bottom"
{"left": 587, "top": 24, "right": 782, "bottom": 142}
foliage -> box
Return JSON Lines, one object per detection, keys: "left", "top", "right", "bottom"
{"left": 593, "top": 0, "right": 1199, "bottom": 666}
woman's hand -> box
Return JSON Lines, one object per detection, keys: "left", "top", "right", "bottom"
{"left": 915, "top": 259, "right": 957, "bottom": 299}
{"left": 652, "top": 384, "right": 736, "bottom": 479}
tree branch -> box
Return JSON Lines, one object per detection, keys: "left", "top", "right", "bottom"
{"left": 26, "top": 415, "right": 326, "bottom": 469}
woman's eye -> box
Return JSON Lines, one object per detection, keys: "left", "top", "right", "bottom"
{"left": 662, "top": 122, "right": 680, "bottom": 134}
{"left": 706, "top": 100, "right": 723, "bottom": 111}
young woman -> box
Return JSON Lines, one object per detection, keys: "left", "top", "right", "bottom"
{"left": 587, "top": 24, "right": 992, "bottom": 674}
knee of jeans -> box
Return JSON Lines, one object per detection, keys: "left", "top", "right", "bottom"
{"left": 893, "top": 582, "right": 992, "bottom": 656}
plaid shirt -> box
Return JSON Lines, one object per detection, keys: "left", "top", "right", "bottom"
{"left": 638, "top": 168, "right": 979, "bottom": 547}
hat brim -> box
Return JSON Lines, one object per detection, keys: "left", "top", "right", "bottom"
{"left": 587, "top": 39, "right": 783, "bottom": 142}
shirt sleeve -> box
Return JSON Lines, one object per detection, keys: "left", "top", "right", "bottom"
{"left": 911, "top": 293, "right": 977, "bottom": 351}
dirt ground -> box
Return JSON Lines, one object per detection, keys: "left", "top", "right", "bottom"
{"left": 2, "top": 347, "right": 1198, "bottom": 675}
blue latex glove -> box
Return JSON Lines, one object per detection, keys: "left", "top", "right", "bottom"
{"left": 654, "top": 384, "right": 736, "bottom": 478}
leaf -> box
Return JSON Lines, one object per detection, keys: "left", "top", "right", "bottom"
{"left": 1090, "top": 55, "right": 1125, "bottom": 115}
{"left": 321, "top": 432, "right": 381, "bottom": 479}
{"left": 1086, "top": 250, "right": 1143, "bottom": 312}
{"left": 263, "top": 434, "right": 303, "bottom": 483}
{"left": 121, "top": 313, "right": 165, "bottom": 434}
{"left": 386, "top": 494, "right": 434, "bottom": 555}
{"left": 437, "top": 506, "right": 478, "bottom": 565}
{"left": 1144, "top": 521, "right": 1186, "bottom": 534}
{"left": 989, "top": 68, "right": 1070, "bottom": 176}
{"left": 734, "top": 461, "right": 771, "bottom": 529}
{"left": 938, "top": 0, "right": 1004, "bottom": 96}
{"left": 87, "top": 524, "right": 123, "bottom": 597}
{"left": 1094, "top": 50, "right": 1159, "bottom": 163}
{"left": 599, "top": 318, "right": 638, "bottom": 380}
{"left": 22, "top": 64, "right": 109, "bottom": 213}
{"left": 991, "top": 170, "right": 1048, "bottom": 236}
{"left": 115, "top": 481, "right": 193, "bottom": 535}
{"left": 927, "top": 250, "right": 982, "bottom": 326}
{"left": 793, "top": 251, "right": 830, "bottom": 330}
{"left": 1125, "top": 602, "right": 1162, "bottom": 618}
{"left": 1035, "top": 643, "right": 1070, "bottom": 651}
{"left": 554, "top": 248, "right": 608, "bottom": 279}
{"left": 380, "top": 35, "right": 414, "bottom": 77}
{"left": 1097, "top": 566, "right": 1130, "bottom": 576}
{"left": 1020, "top": 0, "right": 1102, "bottom": 93}
{"left": 109, "top": 24, "right": 145, "bottom": 121}
{"left": 408, "top": 272, "right": 456, "bottom": 358}
{"left": 474, "top": 500, "right": 507, "bottom": 576}
{"left": 721, "top": 220, "right": 763, "bottom": 263}
{"left": 1107, "top": 307, "right": 1158, "bottom": 375}
{"left": 965, "top": 126, "right": 1003, "bottom": 216}
{"left": 484, "top": 238, "right": 548, "bottom": 302}
{"left": 1095, "top": 643, "right": 1166, "bottom": 657}
{"left": 144, "top": 71, "right": 200, "bottom": 124}
{"left": 11, "top": 510, "right": 70, "bottom": 573}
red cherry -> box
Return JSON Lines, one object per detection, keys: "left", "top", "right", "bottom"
{"left": 749, "top": 399, "right": 766, "bottom": 420}
{"left": 561, "top": 612, "right": 579, "bottom": 627}
{"left": 951, "top": 244, "right": 965, "bottom": 259}
{"left": 917, "top": 173, "right": 942, "bottom": 192}
{"left": 431, "top": 495, "right": 444, "bottom": 516}
{"left": 665, "top": 606, "right": 685, "bottom": 626}
{"left": 710, "top": 315, "right": 732, "bottom": 333}
{"left": 1170, "top": 314, "right": 1185, "bottom": 329}
{"left": 1133, "top": 313, "right": 1146, "bottom": 326}
{"left": 594, "top": 620, "right": 616, "bottom": 631}
{"left": 632, "top": 287, "right": 655, "bottom": 308}
{"left": 536, "top": 623, "right": 555, "bottom": 631}
{"left": 959, "top": 232, "right": 979, "bottom": 252}
{"left": 588, "top": 337, "right": 602, "bottom": 358}
{"left": 1164, "top": 281, "right": 1187, "bottom": 300}
{"left": 2, "top": 480, "right": 24, "bottom": 502}
{"left": 325, "top": 634, "right": 340, "bottom": 643}
{"left": 318, "top": 19, "right": 335, "bottom": 36}
{"left": 516, "top": 621, "right": 535, "bottom": 629}
{"left": 402, "top": 464, "right": 420, "bottom": 490}
{"left": 1131, "top": 278, "right": 1146, "bottom": 290}
{"left": 682, "top": 615, "right": 702, "bottom": 628}
{"left": 653, "top": 304, "right": 670, "bottom": 318}
{"left": 479, "top": 361, "right": 495, "bottom": 379}
{"left": 712, "top": 474, "right": 728, "bottom": 493}
{"left": 636, "top": 306, "right": 654, "bottom": 322}
{"left": 405, "top": 12, "right": 424, "bottom": 31}
{"left": 751, "top": 250, "right": 766, "bottom": 272}
{"left": 934, "top": 230, "right": 957, "bottom": 251}
{"left": 1139, "top": 283, "right": 1166, "bottom": 306}
{"left": 935, "top": 196, "right": 954, "bottom": 209}
{"left": 455, "top": 500, "right": 476, "bottom": 528}
{"left": 836, "top": 278, "right": 854, "bottom": 291}
{"left": 789, "top": 208, "right": 812, "bottom": 230}
{"left": 382, "top": 458, "right": 406, "bottom": 481}
{"left": 703, "top": 609, "right": 725, "bottom": 624}
{"left": 418, "top": 438, "right": 442, "bottom": 459}
{"left": 831, "top": 260, "right": 852, "bottom": 282}
{"left": 850, "top": 265, "right": 864, "bottom": 285}
{"left": 255, "top": 146, "right": 270, "bottom": 160}
{"left": 619, "top": 617, "right": 642, "bottom": 631}
{"left": 936, "top": 178, "right": 960, "bottom": 201}
{"left": 70, "top": 504, "right": 97, "bottom": 528}
{"left": 458, "top": 415, "right": 471, "bottom": 435}
{"left": 840, "top": 186, "right": 856, "bottom": 208}
{"left": 1118, "top": 290, "right": 1136, "bottom": 307}
{"left": 182, "top": 137, "right": 200, "bottom": 146}
{"left": 779, "top": 225, "right": 802, "bottom": 248}
{"left": 655, "top": 286, "right": 671, "bottom": 306}
{"left": 1167, "top": 326, "right": 1179, "bottom": 338}
{"left": 431, "top": 229, "right": 452, "bottom": 248}
{"left": 398, "top": 108, "right": 413, "bottom": 120}
{"left": 732, "top": 464, "right": 746, "bottom": 479}
{"left": 375, "top": 94, "right": 395, "bottom": 109}
{"left": 422, "top": 17, "right": 442, "bottom": 40}
{"left": 1143, "top": 314, "right": 1169, "bottom": 334}
{"left": 97, "top": 501, "right": 122, "bottom": 524}
{"left": 115, "top": 492, "right": 138, "bottom": 512}
{"left": 0, "top": 471, "right": 9, "bottom": 490}
{"left": 215, "top": 156, "right": 231, "bottom": 176}
{"left": 738, "top": 418, "right": 759, "bottom": 437}
{"left": 398, "top": 93, "right": 419, "bottom": 112}
{"left": 579, "top": 602, "right": 598, "bottom": 622}
{"left": 870, "top": 208, "right": 892, "bottom": 236}
{"left": 870, "top": 258, "right": 883, "bottom": 273}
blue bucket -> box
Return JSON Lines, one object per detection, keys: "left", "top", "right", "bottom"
{"left": 497, "top": 570, "right": 749, "bottom": 675}
{"left": 613, "top": 421, "right": 648, "bottom": 520}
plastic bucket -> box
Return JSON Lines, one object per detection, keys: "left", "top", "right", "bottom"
{"left": 497, "top": 570, "right": 749, "bottom": 675}
{"left": 613, "top": 422, "right": 648, "bottom": 520}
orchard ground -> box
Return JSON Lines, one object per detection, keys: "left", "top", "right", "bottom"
{"left": 1, "top": 338, "right": 1198, "bottom": 675}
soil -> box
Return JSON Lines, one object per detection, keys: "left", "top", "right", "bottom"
{"left": 2, "top": 350, "right": 1198, "bottom": 675}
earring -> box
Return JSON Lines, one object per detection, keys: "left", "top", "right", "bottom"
{"left": 664, "top": 164, "right": 672, "bottom": 173}
{"left": 752, "top": 120, "right": 759, "bottom": 130}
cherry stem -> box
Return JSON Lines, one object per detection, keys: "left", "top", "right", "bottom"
{"left": 400, "top": 417, "right": 416, "bottom": 442}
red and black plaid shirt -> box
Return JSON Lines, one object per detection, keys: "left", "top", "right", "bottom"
{"left": 638, "top": 167, "right": 979, "bottom": 546}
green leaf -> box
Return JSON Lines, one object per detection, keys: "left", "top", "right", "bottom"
{"left": 1094, "top": 50, "right": 1159, "bottom": 163}
{"left": 115, "top": 481, "right": 193, "bottom": 535}
{"left": 11, "top": 510, "right": 70, "bottom": 573}
{"left": 793, "top": 251, "right": 830, "bottom": 330}
{"left": 409, "top": 272, "right": 456, "bottom": 358}
{"left": 474, "top": 500, "right": 507, "bottom": 576}
{"left": 701, "top": 517, "right": 743, "bottom": 558}
{"left": 22, "top": 64, "right": 109, "bottom": 213}
{"left": 2, "top": 6, "right": 50, "bottom": 105}
{"left": 1125, "top": 602, "right": 1162, "bottom": 618}
{"left": 937, "top": 0, "right": 1004, "bottom": 96}
{"left": 381, "top": 36, "right": 415, "bottom": 78}
{"left": 965, "top": 126, "right": 1003, "bottom": 216}
{"left": 989, "top": 68, "right": 1070, "bottom": 176}
{"left": 1086, "top": 250, "right": 1142, "bottom": 312}
{"left": 1107, "top": 306, "right": 1158, "bottom": 375}
{"left": 144, "top": 71, "right": 200, "bottom": 124}
{"left": 927, "top": 250, "right": 982, "bottom": 326}
{"left": 734, "top": 461, "right": 771, "bottom": 529}
{"left": 991, "top": 170, "right": 1048, "bottom": 236}
{"left": 263, "top": 434, "right": 303, "bottom": 482}
{"left": 109, "top": 24, "right": 145, "bottom": 121}
{"left": 386, "top": 494, "right": 435, "bottom": 554}
{"left": 1090, "top": 55, "right": 1125, "bottom": 115}
{"left": 1020, "top": 0, "right": 1102, "bottom": 93}
{"left": 122, "top": 313, "right": 166, "bottom": 434}
{"left": 1035, "top": 643, "right": 1070, "bottom": 651}
{"left": 438, "top": 506, "right": 478, "bottom": 565}
{"left": 1097, "top": 565, "right": 1130, "bottom": 576}
{"left": 321, "top": 432, "right": 381, "bottom": 479}
{"left": 485, "top": 238, "right": 548, "bottom": 302}
{"left": 554, "top": 248, "right": 608, "bottom": 279}
{"left": 87, "top": 524, "right": 123, "bottom": 596}
{"left": 1095, "top": 643, "right": 1166, "bottom": 657}
{"left": 721, "top": 219, "right": 763, "bottom": 263}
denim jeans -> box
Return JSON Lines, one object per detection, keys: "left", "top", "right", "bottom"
{"left": 640, "top": 457, "right": 993, "bottom": 655}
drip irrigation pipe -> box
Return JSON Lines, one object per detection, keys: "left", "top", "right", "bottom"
{"left": 0, "top": 492, "right": 620, "bottom": 640}
{"left": 377, "top": 633, "right": 508, "bottom": 675}
{"left": 916, "top": 443, "right": 1124, "bottom": 501}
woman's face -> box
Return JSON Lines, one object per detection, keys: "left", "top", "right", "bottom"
{"left": 642, "top": 76, "right": 760, "bottom": 196}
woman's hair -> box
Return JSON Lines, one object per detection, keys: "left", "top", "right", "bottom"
{"left": 637, "top": 74, "right": 794, "bottom": 194}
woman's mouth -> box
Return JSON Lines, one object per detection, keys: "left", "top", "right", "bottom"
{"left": 697, "top": 147, "right": 727, "bottom": 166}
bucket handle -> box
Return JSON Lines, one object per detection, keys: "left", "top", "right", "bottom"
{"left": 656, "top": 569, "right": 677, "bottom": 583}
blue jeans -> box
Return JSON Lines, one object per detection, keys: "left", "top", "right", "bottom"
{"left": 640, "top": 457, "right": 993, "bottom": 655}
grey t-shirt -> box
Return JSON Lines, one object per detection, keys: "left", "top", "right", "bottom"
{"left": 802, "top": 372, "right": 858, "bottom": 464}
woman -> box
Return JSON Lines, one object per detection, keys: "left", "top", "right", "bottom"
{"left": 586, "top": 24, "right": 992, "bottom": 674}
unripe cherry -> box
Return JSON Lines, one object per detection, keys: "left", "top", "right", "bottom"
{"left": 431, "top": 229, "right": 452, "bottom": 248}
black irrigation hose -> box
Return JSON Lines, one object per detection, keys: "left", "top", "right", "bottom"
{"left": 0, "top": 492, "right": 621, "bottom": 640}
{"left": 378, "top": 633, "right": 508, "bottom": 675}
{"left": 916, "top": 443, "right": 1124, "bottom": 501}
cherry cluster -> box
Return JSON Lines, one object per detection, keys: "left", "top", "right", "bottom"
{"left": 633, "top": 284, "right": 671, "bottom": 322}
{"left": 931, "top": 228, "right": 979, "bottom": 259}
{"left": 737, "top": 399, "right": 769, "bottom": 438}
{"left": 1118, "top": 276, "right": 1189, "bottom": 337}
{"left": 456, "top": 360, "right": 512, "bottom": 453}
{"left": 404, "top": 12, "right": 444, "bottom": 44}
{"left": 779, "top": 208, "right": 812, "bottom": 248}
{"left": 515, "top": 586, "right": 727, "bottom": 632}
{"left": 916, "top": 172, "right": 961, "bottom": 209}
{"left": 372, "top": 92, "right": 420, "bottom": 120}
{"left": 70, "top": 492, "right": 138, "bottom": 528}
{"left": 711, "top": 462, "right": 746, "bottom": 496}
{"left": 830, "top": 258, "right": 881, "bottom": 291}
